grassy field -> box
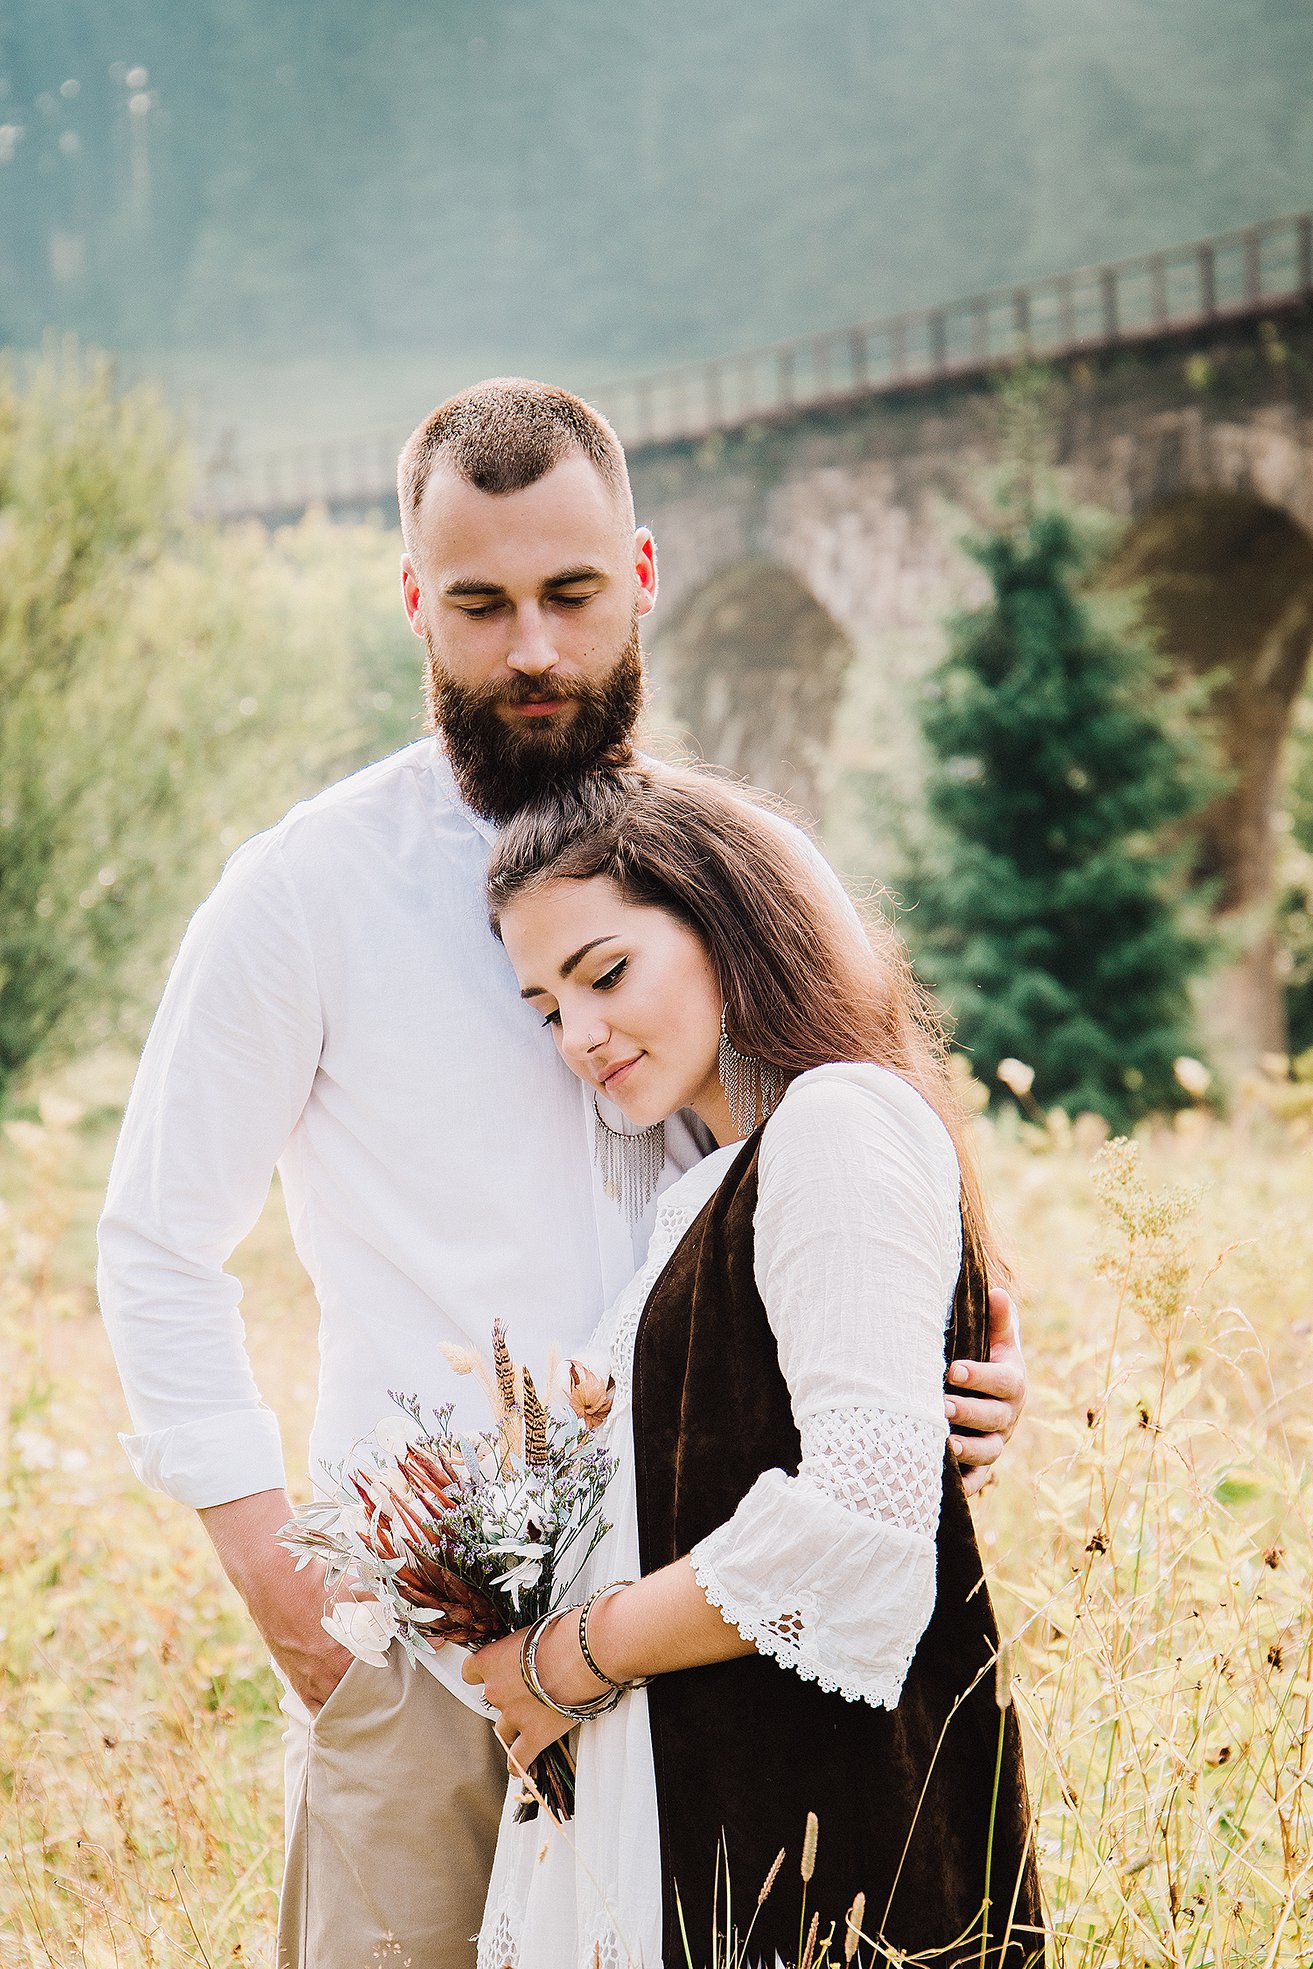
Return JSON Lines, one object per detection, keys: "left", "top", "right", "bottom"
{"left": 0, "top": 1056, "right": 1310, "bottom": 1966}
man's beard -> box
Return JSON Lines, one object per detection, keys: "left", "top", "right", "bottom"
{"left": 423, "top": 618, "right": 645, "bottom": 824}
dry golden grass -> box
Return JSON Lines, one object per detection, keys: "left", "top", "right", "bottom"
{"left": 974, "top": 1102, "right": 1313, "bottom": 1969}
{"left": 1, "top": 1059, "right": 1310, "bottom": 1966}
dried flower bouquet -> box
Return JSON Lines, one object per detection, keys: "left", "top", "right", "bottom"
{"left": 278, "top": 1323, "right": 616, "bottom": 1821}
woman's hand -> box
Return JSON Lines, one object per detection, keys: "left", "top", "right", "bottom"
{"left": 461, "top": 1612, "right": 609, "bottom": 1775}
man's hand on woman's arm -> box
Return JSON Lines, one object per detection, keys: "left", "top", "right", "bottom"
{"left": 945, "top": 1286, "right": 1027, "bottom": 1496}
{"left": 200, "top": 1489, "right": 353, "bottom": 1714}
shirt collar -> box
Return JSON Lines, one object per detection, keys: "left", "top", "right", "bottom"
{"left": 423, "top": 741, "right": 500, "bottom": 846}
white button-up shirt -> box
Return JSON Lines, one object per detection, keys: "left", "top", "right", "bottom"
{"left": 97, "top": 740, "right": 708, "bottom": 1510}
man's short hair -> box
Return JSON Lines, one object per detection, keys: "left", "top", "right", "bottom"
{"left": 397, "top": 378, "right": 634, "bottom": 554}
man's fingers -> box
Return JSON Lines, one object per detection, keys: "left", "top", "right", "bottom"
{"left": 944, "top": 1393, "right": 1015, "bottom": 1434}
{"left": 961, "top": 1463, "right": 996, "bottom": 1498}
{"left": 946, "top": 1357, "right": 1024, "bottom": 1401}
{"left": 987, "top": 1284, "right": 1021, "bottom": 1342}
{"left": 949, "top": 1429, "right": 1004, "bottom": 1469}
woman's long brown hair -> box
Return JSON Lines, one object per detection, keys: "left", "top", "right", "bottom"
{"left": 486, "top": 763, "right": 1003, "bottom": 1359}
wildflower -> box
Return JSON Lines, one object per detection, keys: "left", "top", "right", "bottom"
{"left": 12, "top": 1427, "right": 58, "bottom": 1472}
{"left": 844, "top": 1892, "right": 866, "bottom": 1963}
{"left": 1091, "top": 1137, "right": 1198, "bottom": 1337}
{"left": 37, "top": 1093, "right": 84, "bottom": 1130}
{"left": 1173, "top": 1056, "right": 1211, "bottom": 1099}
{"left": 996, "top": 1058, "right": 1035, "bottom": 1098}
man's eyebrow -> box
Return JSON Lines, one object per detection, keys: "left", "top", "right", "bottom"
{"left": 441, "top": 566, "right": 606, "bottom": 602}
{"left": 543, "top": 565, "right": 607, "bottom": 588}
{"left": 518, "top": 934, "right": 619, "bottom": 999}
{"left": 442, "top": 578, "right": 506, "bottom": 599}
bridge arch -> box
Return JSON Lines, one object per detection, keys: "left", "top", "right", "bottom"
{"left": 648, "top": 559, "right": 856, "bottom": 823}
{"left": 1109, "top": 490, "right": 1313, "bottom": 1062}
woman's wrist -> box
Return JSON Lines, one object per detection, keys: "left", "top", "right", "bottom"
{"left": 581, "top": 1582, "right": 640, "bottom": 1686}
{"left": 533, "top": 1607, "right": 613, "bottom": 1709}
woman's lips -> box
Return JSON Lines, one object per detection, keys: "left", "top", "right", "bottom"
{"left": 600, "top": 1056, "right": 641, "bottom": 1092}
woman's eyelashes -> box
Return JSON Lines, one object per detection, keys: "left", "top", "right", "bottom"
{"left": 539, "top": 959, "right": 627, "bottom": 1030}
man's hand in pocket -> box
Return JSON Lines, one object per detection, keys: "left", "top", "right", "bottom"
{"left": 199, "top": 1489, "right": 354, "bottom": 1713}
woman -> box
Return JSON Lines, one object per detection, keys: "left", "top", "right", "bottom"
{"left": 464, "top": 764, "right": 1044, "bottom": 1969}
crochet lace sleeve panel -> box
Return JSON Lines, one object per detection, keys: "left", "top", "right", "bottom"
{"left": 689, "top": 1064, "right": 962, "bottom": 1709}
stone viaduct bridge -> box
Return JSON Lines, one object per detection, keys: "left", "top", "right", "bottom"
{"left": 207, "top": 212, "right": 1313, "bottom": 1063}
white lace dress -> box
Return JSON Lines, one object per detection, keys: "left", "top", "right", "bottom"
{"left": 476, "top": 1062, "right": 962, "bottom": 1969}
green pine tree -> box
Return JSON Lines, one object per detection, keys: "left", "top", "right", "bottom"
{"left": 908, "top": 507, "right": 1216, "bottom": 1130}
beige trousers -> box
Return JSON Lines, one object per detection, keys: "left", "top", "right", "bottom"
{"left": 277, "top": 1646, "right": 506, "bottom": 1969}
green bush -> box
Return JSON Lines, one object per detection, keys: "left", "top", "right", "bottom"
{"left": 0, "top": 348, "right": 416, "bottom": 1106}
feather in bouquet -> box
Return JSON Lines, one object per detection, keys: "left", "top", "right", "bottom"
{"left": 278, "top": 1322, "right": 615, "bottom": 1821}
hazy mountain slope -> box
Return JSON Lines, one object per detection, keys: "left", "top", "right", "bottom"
{"left": 2, "top": 0, "right": 1310, "bottom": 373}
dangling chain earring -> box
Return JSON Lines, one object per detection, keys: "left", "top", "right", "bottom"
{"left": 593, "top": 1094, "right": 665, "bottom": 1227}
{"left": 718, "top": 1006, "right": 785, "bottom": 1138}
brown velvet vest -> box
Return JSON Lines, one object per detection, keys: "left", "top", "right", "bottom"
{"left": 632, "top": 1132, "right": 1046, "bottom": 1968}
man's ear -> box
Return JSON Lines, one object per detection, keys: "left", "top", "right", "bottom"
{"left": 634, "top": 527, "right": 658, "bottom": 618}
{"left": 401, "top": 554, "right": 427, "bottom": 639}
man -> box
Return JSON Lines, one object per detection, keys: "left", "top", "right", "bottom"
{"left": 98, "top": 379, "right": 1026, "bottom": 1969}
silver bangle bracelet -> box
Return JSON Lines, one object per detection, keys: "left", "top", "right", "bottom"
{"left": 521, "top": 1611, "right": 624, "bottom": 1723}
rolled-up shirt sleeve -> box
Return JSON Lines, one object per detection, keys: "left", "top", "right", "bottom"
{"left": 97, "top": 831, "right": 323, "bottom": 1508}
{"left": 689, "top": 1064, "right": 962, "bottom": 1708}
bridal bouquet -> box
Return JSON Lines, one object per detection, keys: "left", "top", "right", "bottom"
{"left": 278, "top": 1323, "right": 615, "bottom": 1821}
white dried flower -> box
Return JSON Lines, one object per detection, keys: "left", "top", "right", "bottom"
{"left": 996, "top": 1057, "right": 1035, "bottom": 1098}
{"left": 1172, "top": 1056, "right": 1211, "bottom": 1099}
{"left": 371, "top": 1415, "right": 416, "bottom": 1457}
{"left": 322, "top": 1597, "right": 399, "bottom": 1667}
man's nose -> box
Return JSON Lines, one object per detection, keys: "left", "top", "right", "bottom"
{"left": 506, "top": 602, "right": 558, "bottom": 678}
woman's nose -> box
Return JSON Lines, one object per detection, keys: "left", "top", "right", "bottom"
{"left": 561, "top": 1014, "right": 608, "bottom": 1071}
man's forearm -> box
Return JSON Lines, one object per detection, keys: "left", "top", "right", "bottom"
{"left": 201, "top": 1488, "right": 301, "bottom": 1626}
{"left": 200, "top": 1488, "right": 352, "bottom": 1711}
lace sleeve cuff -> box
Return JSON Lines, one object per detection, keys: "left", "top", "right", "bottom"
{"left": 689, "top": 1409, "right": 944, "bottom": 1709}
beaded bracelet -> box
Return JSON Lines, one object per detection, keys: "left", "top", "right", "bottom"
{"left": 519, "top": 1611, "right": 623, "bottom": 1722}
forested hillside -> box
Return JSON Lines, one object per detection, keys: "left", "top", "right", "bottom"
{"left": 2, "top": 2, "right": 1311, "bottom": 382}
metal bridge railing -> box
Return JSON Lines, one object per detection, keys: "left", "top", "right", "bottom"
{"left": 592, "top": 210, "right": 1313, "bottom": 448}
{"left": 200, "top": 210, "right": 1313, "bottom": 519}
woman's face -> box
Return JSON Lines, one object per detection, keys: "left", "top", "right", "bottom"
{"left": 500, "top": 874, "right": 736, "bottom": 1143}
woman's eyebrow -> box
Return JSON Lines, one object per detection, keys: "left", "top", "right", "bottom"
{"left": 518, "top": 934, "right": 619, "bottom": 999}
